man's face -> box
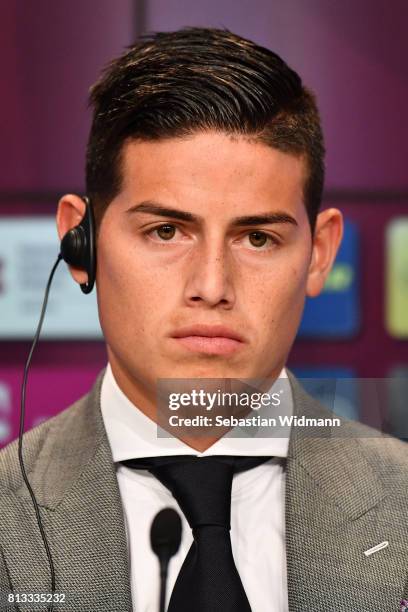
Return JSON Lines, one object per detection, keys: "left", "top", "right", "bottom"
{"left": 95, "top": 132, "right": 330, "bottom": 400}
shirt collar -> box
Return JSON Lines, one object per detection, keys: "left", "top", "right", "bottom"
{"left": 101, "top": 363, "right": 292, "bottom": 461}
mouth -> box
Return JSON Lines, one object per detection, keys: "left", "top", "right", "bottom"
{"left": 170, "top": 324, "right": 246, "bottom": 356}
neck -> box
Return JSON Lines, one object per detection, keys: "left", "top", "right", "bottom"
{"left": 107, "top": 354, "right": 285, "bottom": 452}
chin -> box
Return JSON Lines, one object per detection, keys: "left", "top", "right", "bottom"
{"left": 171, "top": 362, "right": 248, "bottom": 380}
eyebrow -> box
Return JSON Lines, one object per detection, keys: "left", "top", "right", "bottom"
{"left": 126, "top": 201, "right": 298, "bottom": 227}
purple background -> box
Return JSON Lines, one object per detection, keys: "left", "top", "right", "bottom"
{"left": 1, "top": 0, "right": 407, "bottom": 446}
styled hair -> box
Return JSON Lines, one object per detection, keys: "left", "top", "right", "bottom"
{"left": 86, "top": 27, "right": 325, "bottom": 233}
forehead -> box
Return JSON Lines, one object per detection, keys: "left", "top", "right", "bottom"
{"left": 118, "top": 131, "right": 307, "bottom": 217}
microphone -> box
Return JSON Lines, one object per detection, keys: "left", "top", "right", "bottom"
{"left": 150, "top": 508, "right": 182, "bottom": 612}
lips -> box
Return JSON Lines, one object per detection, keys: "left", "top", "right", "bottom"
{"left": 170, "top": 324, "right": 245, "bottom": 355}
{"left": 171, "top": 324, "right": 245, "bottom": 343}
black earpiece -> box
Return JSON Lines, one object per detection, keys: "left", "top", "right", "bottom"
{"left": 60, "top": 196, "right": 96, "bottom": 294}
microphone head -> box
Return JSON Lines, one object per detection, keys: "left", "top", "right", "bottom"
{"left": 150, "top": 507, "right": 182, "bottom": 560}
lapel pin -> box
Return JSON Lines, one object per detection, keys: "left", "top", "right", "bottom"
{"left": 363, "top": 541, "right": 389, "bottom": 557}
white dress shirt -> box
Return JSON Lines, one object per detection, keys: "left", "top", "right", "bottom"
{"left": 101, "top": 364, "right": 291, "bottom": 612}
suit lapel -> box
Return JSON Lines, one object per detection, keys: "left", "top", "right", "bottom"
{"left": 3, "top": 370, "right": 132, "bottom": 611}
{"left": 285, "top": 370, "right": 407, "bottom": 611}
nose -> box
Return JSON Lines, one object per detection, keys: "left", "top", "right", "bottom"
{"left": 183, "top": 237, "right": 236, "bottom": 309}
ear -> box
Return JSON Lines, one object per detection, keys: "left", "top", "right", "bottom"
{"left": 56, "top": 194, "right": 89, "bottom": 285}
{"left": 306, "top": 208, "right": 343, "bottom": 298}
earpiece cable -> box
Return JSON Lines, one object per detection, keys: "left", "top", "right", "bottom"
{"left": 18, "top": 254, "right": 63, "bottom": 612}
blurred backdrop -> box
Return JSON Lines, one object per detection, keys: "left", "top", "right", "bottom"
{"left": 1, "top": 0, "right": 407, "bottom": 447}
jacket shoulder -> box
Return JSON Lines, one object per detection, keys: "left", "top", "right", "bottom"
{"left": 287, "top": 368, "right": 408, "bottom": 485}
{"left": 336, "top": 411, "right": 408, "bottom": 462}
{"left": 352, "top": 422, "right": 408, "bottom": 490}
{"left": 0, "top": 389, "right": 92, "bottom": 493}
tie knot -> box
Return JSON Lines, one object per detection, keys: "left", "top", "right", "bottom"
{"left": 122, "top": 455, "right": 270, "bottom": 530}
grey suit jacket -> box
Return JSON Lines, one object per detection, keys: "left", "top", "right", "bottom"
{"left": 0, "top": 369, "right": 407, "bottom": 611}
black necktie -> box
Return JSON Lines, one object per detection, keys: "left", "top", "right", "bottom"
{"left": 122, "top": 454, "right": 270, "bottom": 612}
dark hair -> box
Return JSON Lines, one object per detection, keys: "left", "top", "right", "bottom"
{"left": 86, "top": 27, "right": 325, "bottom": 233}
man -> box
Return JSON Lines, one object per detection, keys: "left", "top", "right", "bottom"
{"left": 0, "top": 27, "right": 407, "bottom": 612}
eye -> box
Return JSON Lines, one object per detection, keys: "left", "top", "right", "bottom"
{"left": 148, "top": 224, "right": 178, "bottom": 241}
{"left": 246, "top": 231, "right": 278, "bottom": 250}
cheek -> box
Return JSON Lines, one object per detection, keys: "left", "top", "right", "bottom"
{"left": 95, "top": 240, "right": 174, "bottom": 336}
{"left": 247, "top": 256, "right": 309, "bottom": 329}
